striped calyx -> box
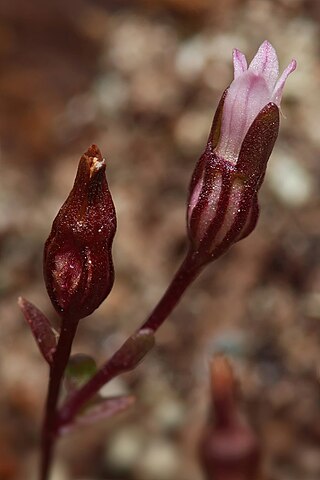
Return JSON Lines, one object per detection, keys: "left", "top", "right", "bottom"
{"left": 187, "top": 99, "right": 279, "bottom": 262}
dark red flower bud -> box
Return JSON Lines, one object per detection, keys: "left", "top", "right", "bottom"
{"left": 199, "top": 356, "right": 260, "bottom": 480}
{"left": 44, "top": 145, "right": 116, "bottom": 321}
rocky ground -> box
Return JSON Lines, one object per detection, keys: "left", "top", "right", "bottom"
{"left": 0, "top": 0, "right": 319, "bottom": 479}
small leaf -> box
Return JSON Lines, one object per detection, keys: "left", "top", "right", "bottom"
{"left": 64, "top": 354, "right": 97, "bottom": 393}
{"left": 110, "top": 329, "right": 155, "bottom": 373}
{"left": 60, "top": 395, "right": 135, "bottom": 435}
{"left": 18, "top": 297, "right": 57, "bottom": 364}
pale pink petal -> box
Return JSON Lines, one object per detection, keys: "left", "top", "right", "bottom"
{"left": 216, "top": 71, "right": 270, "bottom": 164}
{"left": 233, "top": 49, "right": 248, "bottom": 79}
{"left": 271, "top": 59, "right": 297, "bottom": 105}
{"left": 248, "top": 40, "right": 279, "bottom": 91}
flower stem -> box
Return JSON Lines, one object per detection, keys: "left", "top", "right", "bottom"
{"left": 57, "top": 248, "right": 203, "bottom": 430}
{"left": 40, "top": 318, "right": 78, "bottom": 480}
{"left": 141, "top": 249, "right": 203, "bottom": 331}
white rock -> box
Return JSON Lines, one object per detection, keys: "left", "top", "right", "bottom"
{"left": 105, "top": 426, "right": 145, "bottom": 471}
{"left": 175, "top": 36, "right": 207, "bottom": 81}
{"left": 174, "top": 109, "right": 212, "bottom": 153}
{"left": 93, "top": 74, "right": 128, "bottom": 115}
{"left": 266, "top": 149, "right": 315, "bottom": 207}
{"left": 136, "top": 439, "right": 179, "bottom": 480}
{"left": 99, "top": 377, "right": 128, "bottom": 398}
{"left": 153, "top": 398, "right": 185, "bottom": 432}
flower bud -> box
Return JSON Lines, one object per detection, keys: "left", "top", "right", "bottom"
{"left": 187, "top": 41, "right": 296, "bottom": 263}
{"left": 44, "top": 145, "right": 116, "bottom": 320}
{"left": 199, "top": 356, "right": 260, "bottom": 480}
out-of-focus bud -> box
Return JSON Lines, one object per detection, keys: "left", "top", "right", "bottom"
{"left": 199, "top": 356, "right": 260, "bottom": 480}
{"left": 44, "top": 145, "right": 116, "bottom": 320}
{"left": 187, "top": 41, "right": 296, "bottom": 263}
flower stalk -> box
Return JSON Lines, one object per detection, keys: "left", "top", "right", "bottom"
{"left": 38, "top": 145, "right": 117, "bottom": 480}
{"left": 40, "top": 318, "right": 78, "bottom": 480}
{"left": 56, "top": 247, "right": 203, "bottom": 430}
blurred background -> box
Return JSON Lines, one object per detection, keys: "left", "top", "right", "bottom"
{"left": 0, "top": 0, "right": 319, "bottom": 479}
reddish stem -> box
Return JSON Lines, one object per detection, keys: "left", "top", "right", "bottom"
{"left": 57, "top": 249, "right": 204, "bottom": 429}
{"left": 40, "top": 318, "right": 78, "bottom": 480}
{"left": 142, "top": 248, "right": 203, "bottom": 331}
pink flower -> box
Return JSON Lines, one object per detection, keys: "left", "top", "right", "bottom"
{"left": 216, "top": 41, "right": 296, "bottom": 164}
{"left": 187, "top": 41, "right": 296, "bottom": 263}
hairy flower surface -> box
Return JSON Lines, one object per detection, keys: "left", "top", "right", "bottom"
{"left": 187, "top": 41, "right": 296, "bottom": 262}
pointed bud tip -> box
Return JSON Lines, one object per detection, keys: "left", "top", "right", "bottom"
{"left": 210, "top": 355, "right": 235, "bottom": 399}
{"left": 82, "top": 145, "right": 106, "bottom": 178}
{"left": 17, "top": 296, "right": 24, "bottom": 307}
{"left": 290, "top": 58, "right": 297, "bottom": 71}
{"left": 262, "top": 39, "right": 271, "bottom": 48}
{"left": 84, "top": 144, "right": 102, "bottom": 159}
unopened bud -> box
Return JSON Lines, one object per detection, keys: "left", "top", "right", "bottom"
{"left": 199, "top": 356, "right": 260, "bottom": 480}
{"left": 187, "top": 41, "right": 296, "bottom": 263}
{"left": 44, "top": 145, "right": 116, "bottom": 320}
